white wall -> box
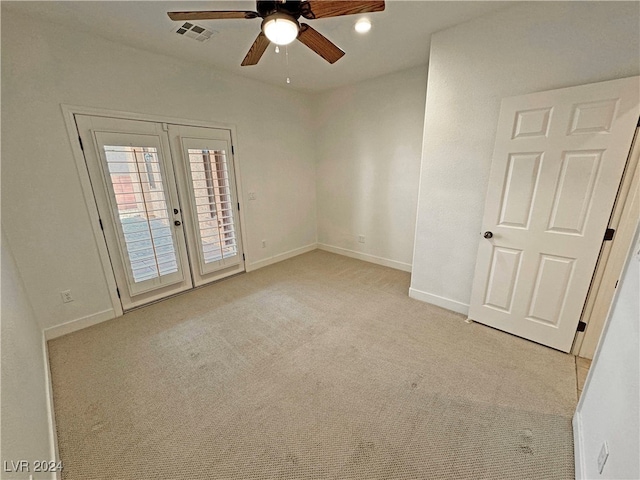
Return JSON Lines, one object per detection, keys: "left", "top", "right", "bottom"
{"left": 1, "top": 8, "right": 317, "bottom": 331}
{"left": 314, "top": 66, "right": 428, "bottom": 271}
{"left": 574, "top": 219, "right": 640, "bottom": 479}
{"left": 410, "top": 2, "right": 640, "bottom": 313}
{"left": 1, "top": 231, "right": 57, "bottom": 480}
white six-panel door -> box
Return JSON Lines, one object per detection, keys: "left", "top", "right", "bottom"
{"left": 468, "top": 76, "right": 639, "bottom": 352}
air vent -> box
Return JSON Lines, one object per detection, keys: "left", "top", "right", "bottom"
{"left": 175, "top": 22, "right": 216, "bottom": 42}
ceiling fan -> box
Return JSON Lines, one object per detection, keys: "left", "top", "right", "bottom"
{"left": 168, "top": 1, "right": 385, "bottom": 66}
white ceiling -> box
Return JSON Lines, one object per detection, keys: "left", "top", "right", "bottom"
{"left": 4, "top": 1, "right": 514, "bottom": 92}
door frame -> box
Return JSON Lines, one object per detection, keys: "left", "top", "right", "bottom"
{"left": 572, "top": 124, "right": 640, "bottom": 357}
{"left": 61, "top": 104, "right": 250, "bottom": 317}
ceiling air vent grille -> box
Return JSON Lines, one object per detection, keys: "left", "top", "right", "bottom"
{"left": 175, "top": 23, "right": 215, "bottom": 42}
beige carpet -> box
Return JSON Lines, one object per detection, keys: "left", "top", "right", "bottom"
{"left": 48, "top": 250, "right": 577, "bottom": 479}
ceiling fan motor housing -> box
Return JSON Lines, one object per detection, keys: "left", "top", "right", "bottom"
{"left": 257, "top": 0, "right": 307, "bottom": 19}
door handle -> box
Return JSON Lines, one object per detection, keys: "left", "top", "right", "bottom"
{"left": 483, "top": 231, "right": 493, "bottom": 239}
{"left": 174, "top": 220, "right": 182, "bottom": 226}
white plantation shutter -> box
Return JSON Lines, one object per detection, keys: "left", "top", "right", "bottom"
{"left": 93, "top": 130, "right": 187, "bottom": 296}
{"left": 104, "top": 145, "right": 179, "bottom": 282}
{"left": 187, "top": 148, "right": 239, "bottom": 264}
{"left": 178, "top": 135, "right": 242, "bottom": 276}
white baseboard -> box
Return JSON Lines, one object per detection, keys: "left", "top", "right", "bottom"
{"left": 44, "top": 308, "right": 116, "bottom": 340}
{"left": 317, "top": 243, "right": 412, "bottom": 272}
{"left": 41, "top": 333, "right": 61, "bottom": 480}
{"left": 246, "top": 243, "right": 318, "bottom": 272}
{"left": 408, "top": 287, "right": 470, "bottom": 315}
{"left": 573, "top": 411, "right": 585, "bottom": 480}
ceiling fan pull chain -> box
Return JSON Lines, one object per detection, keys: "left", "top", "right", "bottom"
{"left": 285, "top": 45, "right": 291, "bottom": 85}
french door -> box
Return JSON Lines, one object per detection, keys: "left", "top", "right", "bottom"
{"left": 76, "top": 115, "right": 244, "bottom": 310}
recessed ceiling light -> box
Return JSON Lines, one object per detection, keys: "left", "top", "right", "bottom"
{"left": 355, "top": 18, "right": 372, "bottom": 34}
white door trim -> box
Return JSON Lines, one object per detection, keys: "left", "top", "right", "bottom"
{"left": 61, "top": 104, "right": 250, "bottom": 316}
{"left": 573, "top": 125, "right": 640, "bottom": 357}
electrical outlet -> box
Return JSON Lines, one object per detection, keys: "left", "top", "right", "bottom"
{"left": 261, "top": 239, "right": 267, "bottom": 248}
{"left": 358, "top": 235, "right": 365, "bottom": 244}
{"left": 597, "top": 441, "right": 609, "bottom": 474}
{"left": 61, "top": 290, "right": 74, "bottom": 303}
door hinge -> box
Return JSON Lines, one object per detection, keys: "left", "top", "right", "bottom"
{"left": 577, "top": 321, "right": 587, "bottom": 332}
{"left": 615, "top": 280, "right": 619, "bottom": 289}
{"left": 242, "top": 253, "right": 245, "bottom": 261}
{"left": 604, "top": 228, "right": 615, "bottom": 241}
{"left": 99, "top": 219, "right": 104, "bottom": 231}
{"left": 78, "top": 136, "right": 84, "bottom": 151}
{"left": 237, "top": 202, "right": 240, "bottom": 211}
{"left": 116, "top": 288, "right": 121, "bottom": 299}
{"left": 231, "top": 145, "right": 235, "bottom": 155}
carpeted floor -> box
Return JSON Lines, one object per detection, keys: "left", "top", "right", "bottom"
{"left": 48, "top": 250, "right": 577, "bottom": 479}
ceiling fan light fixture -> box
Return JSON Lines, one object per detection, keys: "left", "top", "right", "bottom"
{"left": 262, "top": 14, "right": 299, "bottom": 45}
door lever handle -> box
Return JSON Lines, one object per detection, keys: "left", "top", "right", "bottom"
{"left": 483, "top": 231, "right": 493, "bottom": 239}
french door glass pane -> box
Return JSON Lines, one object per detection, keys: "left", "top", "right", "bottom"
{"left": 104, "top": 145, "right": 178, "bottom": 282}
{"left": 187, "top": 148, "right": 238, "bottom": 263}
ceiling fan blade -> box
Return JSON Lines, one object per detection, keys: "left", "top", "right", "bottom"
{"left": 167, "top": 11, "right": 259, "bottom": 21}
{"left": 241, "top": 32, "right": 271, "bottom": 66}
{"left": 301, "top": 1, "right": 385, "bottom": 19}
{"left": 297, "top": 24, "right": 345, "bottom": 64}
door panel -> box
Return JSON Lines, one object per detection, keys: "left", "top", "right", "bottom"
{"left": 484, "top": 246, "right": 522, "bottom": 313}
{"left": 468, "top": 76, "right": 639, "bottom": 352}
{"left": 547, "top": 150, "right": 602, "bottom": 234}
{"left": 94, "top": 133, "right": 185, "bottom": 296}
{"left": 498, "top": 153, "right": 542, "bottom": 228}
{"left": 526, "top": 254, "right": 575, "bottom": 326}
{"left": 168, "top": 125, "right": 245, "bottom": 287}
{"left": 76, "top": 116, "right": 195, "bottom": 310}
